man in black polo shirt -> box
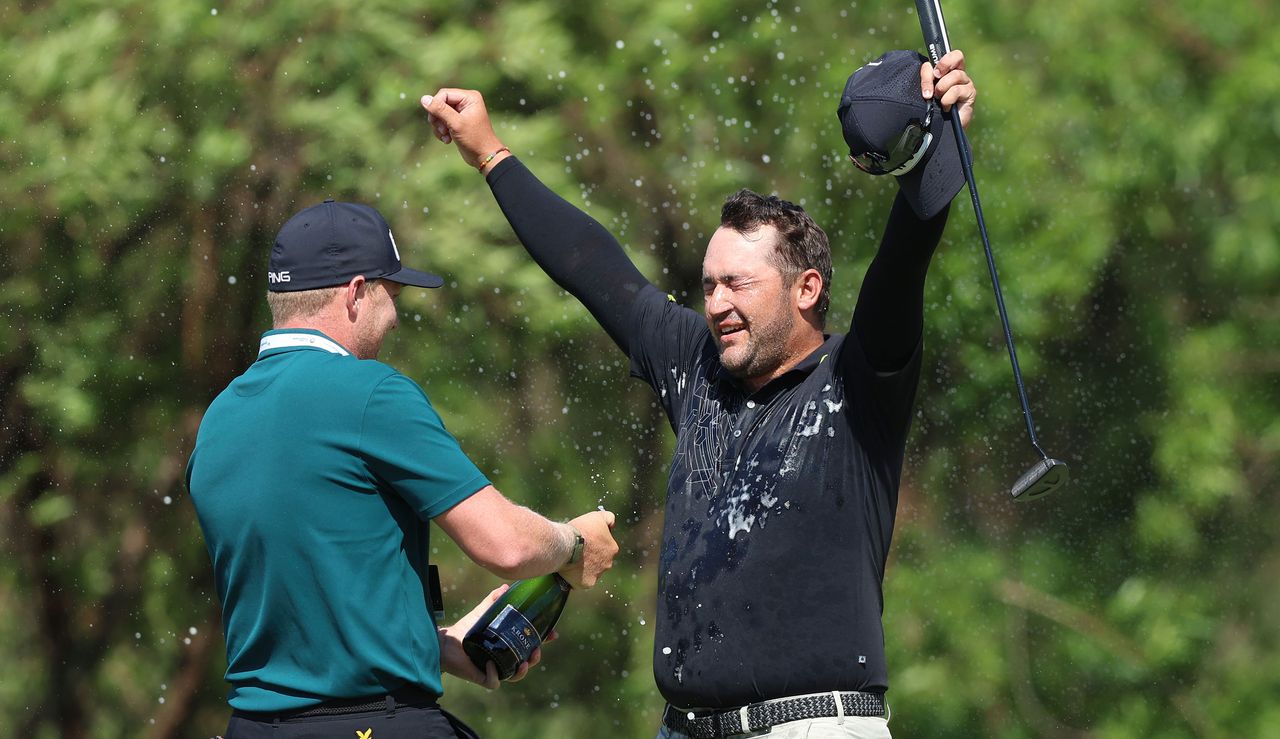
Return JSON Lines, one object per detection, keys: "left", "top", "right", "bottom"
{"left": 422, "top": 47, "right": 976, "bottom": 738}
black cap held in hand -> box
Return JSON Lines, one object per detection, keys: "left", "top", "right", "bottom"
{"left": 267, "top": 200, "right": 445, "bottom": 292}
{"left": 837, "top": 49, "right": 964, "bottom": 220}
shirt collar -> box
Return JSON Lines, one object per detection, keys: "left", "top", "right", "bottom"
{"left": 718, "top": 334, "right": 841, "bottom": 400}
{"left": 258, "top": 328, "right": 351, "bottom": 357}
{"left": 788, "top": 334, "right": 839, "bottom": 374}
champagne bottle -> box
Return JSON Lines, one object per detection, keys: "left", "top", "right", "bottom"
{"left": 462, "top": 573, "right": 571, "bottom": 680}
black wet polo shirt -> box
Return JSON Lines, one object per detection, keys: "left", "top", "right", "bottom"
{"left": 629, "top": 284, "right": 922, "bottom": 709}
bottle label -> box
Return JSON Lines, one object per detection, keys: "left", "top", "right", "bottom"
{"left": 487, "top": 604, "right": 540, "bottom": 661}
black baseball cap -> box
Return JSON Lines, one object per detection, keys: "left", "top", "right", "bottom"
{"left": 837, "top": 49, "right": 964, "bottom": 220}
{"left": 267, "top": 200, "right": 445, "bottom": 292}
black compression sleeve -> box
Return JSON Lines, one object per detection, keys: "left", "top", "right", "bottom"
{"left": 852, "top": 191, "right": 950, "bottom": 372}
{"left": 486, "top": 157, "right": 652, "bottom": 355}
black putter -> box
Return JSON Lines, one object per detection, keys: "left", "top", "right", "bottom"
{"left": 915, "top": 0, "right": 1069, "bottom": 501}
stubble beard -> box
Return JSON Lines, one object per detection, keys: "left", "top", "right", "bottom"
{"left": 718, "top": 309, "right": 795, "bottom": 382}
{"left": 353, "top": 334, "right": 382, "bottom": 360}
{"left": 352, "top": 306, "right": 394, "bottom": 360}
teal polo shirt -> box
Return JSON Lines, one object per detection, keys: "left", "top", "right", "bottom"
{"left": 186, "top": 329, "right": 490, "bottom": 712}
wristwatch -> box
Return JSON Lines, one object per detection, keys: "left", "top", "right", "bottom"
{"left": 567, "top": 525, "right": 585, "bottom": 565}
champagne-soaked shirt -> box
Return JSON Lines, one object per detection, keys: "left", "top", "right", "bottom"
{"left": 486, "top": 157, "right": 946, "bottom": 709}
{"left": 628, "top": 287, "right": 919, "bottom": 707}
{"left": 186, "top": 329, "right": 489, "bottom": 713}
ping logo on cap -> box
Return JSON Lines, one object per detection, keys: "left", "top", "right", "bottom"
{"left": 268, "top": 201, "right": 444, "bottom": 292}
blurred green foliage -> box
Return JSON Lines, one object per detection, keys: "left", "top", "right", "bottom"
{"left": 2, "top": 0, "right": 1277, "bottom": 737}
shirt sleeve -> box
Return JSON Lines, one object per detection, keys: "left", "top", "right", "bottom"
{"left": 851, "top": 191, "right": 949, "bottom": 372}
{"left": 839, "top": 191, "right": 947, "bottom": 451}
{"left": 628, "top": 284, "right": 712, "bottom": 427}
{"left": 359, "top": 373, "right": 491, "bottom": 519}
{"left": 487, "top": 156, "right": 653, "bottom": 355}
{"left": 837, "top": 328, "right": 925, "bottom": 455}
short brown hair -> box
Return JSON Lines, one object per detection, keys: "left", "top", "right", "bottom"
{"left": 266, "top": 286, "right": 343, "bottom": 325}
{"left": 719, "top": 189, "right": 832, "bottom": 325}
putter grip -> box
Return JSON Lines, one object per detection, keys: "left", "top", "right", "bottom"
{"left": 914, "top": 0, "right": 951, "bottom": 63}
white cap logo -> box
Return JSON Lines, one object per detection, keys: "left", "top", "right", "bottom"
{"left": 388, "top": 229, "right": 401, "bottom": 262}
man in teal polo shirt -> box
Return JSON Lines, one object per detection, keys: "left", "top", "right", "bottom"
{"left": 187, "top": 200, "right": 619, "bottom": 738}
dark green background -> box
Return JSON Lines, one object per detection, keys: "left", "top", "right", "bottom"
{"left": 3, "top": 0, "right": 1277, "bottom": 736}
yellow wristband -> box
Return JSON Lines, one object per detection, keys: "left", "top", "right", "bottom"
{"left": 478, "top": 147, "right": 510, "bottom": 173}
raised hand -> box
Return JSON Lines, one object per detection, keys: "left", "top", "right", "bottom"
{"left": 919, "top": 48, "right": 976, "bottom": 129}
{"left": 421, "top": 88, "right": 512, "bottom": 174}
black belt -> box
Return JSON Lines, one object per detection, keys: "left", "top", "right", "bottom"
{"left": 234, "top": 686, "right": 438, "bottom": 721}
{"left": 663, "top": 691, "right": 886, "bottom": 738}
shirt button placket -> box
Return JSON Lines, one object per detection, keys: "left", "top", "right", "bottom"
{"left": 735, "top": 399, "right": 756, "bottom": 438}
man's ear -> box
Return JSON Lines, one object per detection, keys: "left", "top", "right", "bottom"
{"left": 345, "top": 275, "right": 368, "bottom": 319}
{"left": 794, "top": 269, "right": 823, "bottom": 312}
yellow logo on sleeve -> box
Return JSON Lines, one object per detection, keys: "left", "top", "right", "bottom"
{"left": 357, "top": 730, "right": 372, "bottom": 739}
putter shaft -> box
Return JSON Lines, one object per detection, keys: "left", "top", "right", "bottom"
{"left": 947, "top": 114, "right": 1048, "bottom": 460}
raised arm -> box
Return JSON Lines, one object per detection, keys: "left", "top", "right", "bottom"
{"left": 852, "top": 50, "right": 976, "bottom": 371}
{"left": 421, "top": 89, "right": 651, "bottom": 354}
{"left": 852, "top": 194, "right": 949, "bottom": 371}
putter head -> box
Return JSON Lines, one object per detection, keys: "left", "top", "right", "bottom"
{"left": 1010, "top": 458, "right": 1069, "bottom": 501}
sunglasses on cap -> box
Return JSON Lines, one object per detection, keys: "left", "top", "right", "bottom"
{"left": 848, "top": 99, "right": 935, "bottom": 176}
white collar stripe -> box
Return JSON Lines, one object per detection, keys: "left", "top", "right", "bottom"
{"left": 258, "top": 333, "right": 350, "bottom": 356}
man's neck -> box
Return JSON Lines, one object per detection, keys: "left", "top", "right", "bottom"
{"left": 742, "top": 330, "right": 827, "bottom": 394}
{"left": 274, "top": 316, "right": 355, "bottom": 355}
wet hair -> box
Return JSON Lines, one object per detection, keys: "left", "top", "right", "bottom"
{"left": 719, "top": 189, "right": 832, "bottom": 326}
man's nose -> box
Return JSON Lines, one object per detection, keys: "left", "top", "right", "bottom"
{"left": 706, "top": 284, "right": 730, "bottom": 314}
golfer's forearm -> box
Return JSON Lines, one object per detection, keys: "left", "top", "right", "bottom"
{"left": 486, "top": 157, "right": 650, "bottom": 354}
{"left": 436, "top": 486, "right": 575, "bottom": 579}
{"left": 852, "top": 192, "right": 950, "bottom": 371}
{"left": 485, "top": 517, "right": 577, "bottom": 580}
